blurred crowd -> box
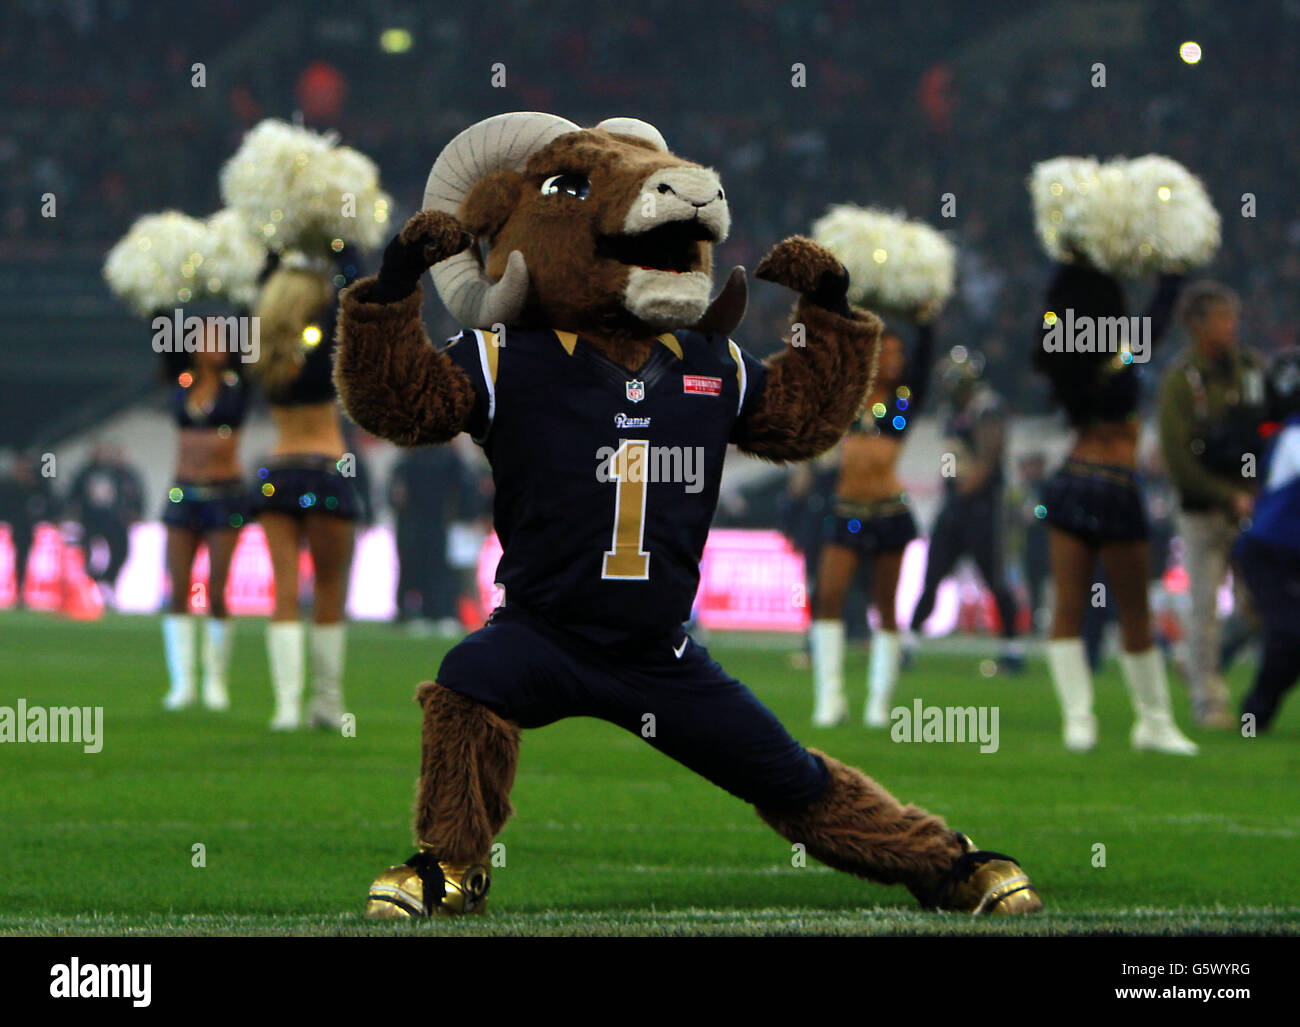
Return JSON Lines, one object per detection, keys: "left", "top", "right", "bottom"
{"left": 3, "top": 0, "right": 1297, "bottom": 415}
{"left": 3, "top": 0, "right": 1298, "bottom": 719}
{"left": 0, "top": 443, "right": 143, "bottom": 599}
{"left": 0, "top": 436, "right": 495, "bottom": 625}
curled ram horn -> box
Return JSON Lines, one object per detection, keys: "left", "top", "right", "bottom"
{"left": 811, "top": 205, "right": 956, "bottom": 314}
{"left": 595, "top": 117, "right": 668, "bottom": 152}
{"left": 103, "top": 211, "right": 209, "bottom": 317}
{"left": 1029, "top": 154, "right": 1219, "bottom": 277}
{"left": 219, "top": 118, "right": 392, "bottom": 256}
{"left": 423, "top": 111, "right": 582, "bottom": 328}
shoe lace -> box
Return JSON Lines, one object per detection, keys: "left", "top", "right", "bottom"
{"left": 405, "top": 851, "right": 447, "bottom": 915}
{"left": 925, "top": 842, "right": 1020, "bottom": 910}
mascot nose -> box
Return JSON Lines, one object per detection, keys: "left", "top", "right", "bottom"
{"left": 656, "top": 182, "right": 726, "bottom": 206}
{"left": 637, "top": 167, "right": 730, "bottom": 241}
{"left": 649, "top": 168, "right": 726, "bottom": 209}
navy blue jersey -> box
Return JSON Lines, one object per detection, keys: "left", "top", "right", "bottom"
{"left": 1036, "top": 267, "right": 1183, "bottom": 427}
{"left": 443, "top": 326, "right": 767, "bottom": 649}
{"left": 173, "top": 369, "right": 249, "bottom": 429}
{"left": 850, "top": 323, "right": 934, "bottom": 439}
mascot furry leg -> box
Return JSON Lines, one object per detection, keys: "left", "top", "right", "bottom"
{"left": 366, "top": 682, "right": 1037, "bottom": 918}
{"left": 366, "top": 682, "right": 517, "bottom": 916}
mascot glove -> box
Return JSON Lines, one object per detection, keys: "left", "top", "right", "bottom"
{"left": 755, "top": 236, "right": 852, "bottom": 318}
{"left": 372, "top": 210, "right": 474, "bottom": 303}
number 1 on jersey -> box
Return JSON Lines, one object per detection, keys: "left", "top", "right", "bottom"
{"left": 602, "top": 439, "right": 650, "bottom": 580}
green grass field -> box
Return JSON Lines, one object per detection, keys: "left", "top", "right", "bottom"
{"left": 2, "top": 611, "right": 1297, "bottom": 936}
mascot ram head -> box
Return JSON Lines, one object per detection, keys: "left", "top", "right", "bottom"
{"left": 423, "top": 111, "right": 743, "bottom": 338}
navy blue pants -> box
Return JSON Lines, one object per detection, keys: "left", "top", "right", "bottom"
{"left": 437, "top": 605, "right": 829, "bottom": 811}
{"left": 1235, "top": 536, "right": 1300, "bottom": 731}
{"left": 910, "top": 494, "right": 1019, "bottom": 638}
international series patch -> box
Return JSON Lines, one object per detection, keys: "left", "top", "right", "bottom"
{"left": 682, "top": 375, "right": 722, "bottom": 396}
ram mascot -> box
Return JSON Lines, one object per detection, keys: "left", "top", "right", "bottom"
{"left": 335, "top": 112, "right": 1040, "bottom": 918}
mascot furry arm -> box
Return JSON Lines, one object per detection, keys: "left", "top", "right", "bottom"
{"left": 334, "top": 113, "right": 878, "bottom": 457}
{"left": 332, "top": 214, "right": 479, "bottom": 447}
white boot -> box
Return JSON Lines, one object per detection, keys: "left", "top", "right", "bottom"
{"left": 865, "top": 629, "right": 901, "bottom": 727}
{"left": 1046, "top": 638, "right": 1097, "bottom": 751}
{"left": 202, "top": 617, "right": 232, "bottom": 711}
{"left": 307, "top": 622, "right": 347, "bottom": 731}
{"left": 809, "top": 619, "right": 847, "bottom": 726}
{"left": 1121, "top": 647, "right": 1199, "bottom": 755}
{"left": 267, "top": 621, "right": 305, "bottom": 731}
{"left": 162, "top": 613, "right": 196, "bottom": 710}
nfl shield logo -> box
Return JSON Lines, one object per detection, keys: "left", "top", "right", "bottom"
{"left": 625, "top": 379, "right": 645, "bottom": 403}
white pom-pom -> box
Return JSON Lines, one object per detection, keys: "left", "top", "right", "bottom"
{"left": 810, "top": 205, "right": 956, "bottom": 313}
{"left": 219, "top": 119, "right": 392, "bottom": 253}
{"left": 1029, "top": 154, "right": 1219, "bottom": 276}
{"left": 103, "top": 211, "right": 209, "bottom": 316}
{"left": 1118, "top": 154, "right": 1220, "bottom": 276}
{"left": 1029, "top": 156, "right": 1102, "bottom": 264}
{"left": 198, "top": 209, "right": 265, "bottom": 307}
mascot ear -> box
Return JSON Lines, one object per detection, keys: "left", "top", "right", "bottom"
{"left": 595, "top": 117, "right": 668, "bottom": 152}
{"left": 459, "top": 169, "right": 524, "bottom": 241}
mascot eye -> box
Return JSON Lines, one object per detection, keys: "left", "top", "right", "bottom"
{"left": 540, "top": 174, "right": 590, "bottom": 200}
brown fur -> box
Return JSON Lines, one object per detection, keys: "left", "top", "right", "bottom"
{"left": 336, "top": 121, "right": 948, "bottom": 900}
{"left": 332, "top": 279, "right": 478, "bottom": 446}
{"left": 399, "top": 208, "right": 474, "bottom": 263}
{"left": 464, "top": 129, "right": 717, "bottom": 357}
{"left": 413, "top": 681, "right": 521, "bottom": 862}
{"left": 753, "top": 234, "right": 843, "bottom": 295}
{"left": 457, "top": 170, "right": 523, "bottom": 240}
{"left": 733, "top": 278, "right": 882, "bottom": 461}
{"left": 757, "top": 749, "right": 964, "bottom": 897}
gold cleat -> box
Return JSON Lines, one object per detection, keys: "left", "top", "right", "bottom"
{"left": 928, "top": 834, "right": 1043, "bottom": 916}
{"left": 364, "top": 851, "right": 491, "bottom": 919}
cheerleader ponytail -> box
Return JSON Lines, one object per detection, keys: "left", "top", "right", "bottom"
{"left": 250, "top": 266, "right": 335, "bottom": 396}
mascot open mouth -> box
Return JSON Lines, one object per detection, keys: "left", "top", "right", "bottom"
{"left": 597, "top": 218, "right": 715, "bottom": 274}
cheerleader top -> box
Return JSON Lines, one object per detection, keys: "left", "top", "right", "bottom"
{"left": 1037, "top": 265, "right": 1183, "bottom": 427}
{"left": 173, "top": 369, "right": 250, "bottom": 430}
{"left": 850, "top": 323, "right": 934, "bottom": 439}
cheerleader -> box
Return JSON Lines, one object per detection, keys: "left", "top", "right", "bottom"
{"left": 1028, "top": 155, "right": 1220, "bottom": 754}
{"left": 1035, "top": 263, "right": 1197, "bottom": 753}
{"left": 807, "top": 206, "right": 955, "bottom": 727}
{"left": 159, "top": 340, "right": 250, "bottom": 710}
{"left": 248, "top": 254, "right": 363, "bottom": 730}
{"left": 104, "top": 211, "right": 260, "bottom": 711}
{"left": 221, "top": 120, "right": 389, "bottom": 731}
{"left": 809, "top": 311, "right": 935, "bottom": 726}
